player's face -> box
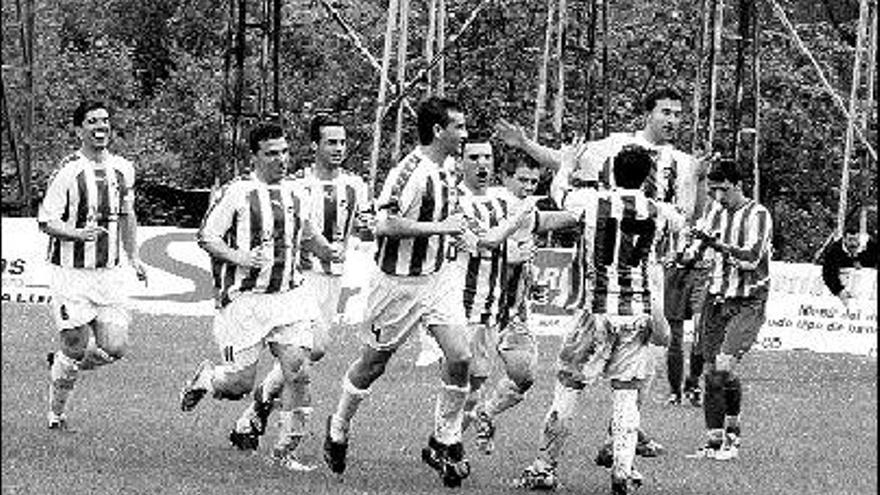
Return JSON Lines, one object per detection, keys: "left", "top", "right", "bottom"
{"left": 843, "top": 233, "right": 861, "bottom": 253}
{"left": 435, "top": 110, "right": 468, "bottom": 157}
{"left": 253, "top": 137, "right": 289, "bottom": 184}
{"left": 461, "top": 142, "right": 494, "bottom": 194}
{"left": 77, "top": 108, "right": 111, "bottom": 151}
{"left": 315, "top": 125, "right": 347, "bottom": 168}
{"left": 507, "top": 166, "right": 540, "bottom": 199}
{"left": 645, "top": 98, "right": 682, "bottom": 144}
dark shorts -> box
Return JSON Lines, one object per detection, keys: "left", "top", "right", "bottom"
{"left": 697, "top": 294, "right": 767, "bottom": 363}
{"left": 664, "top": 263, "right": 710, "bottom": 321}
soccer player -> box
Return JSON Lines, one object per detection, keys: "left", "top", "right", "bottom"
{"left": 684, "top": 159, "right": 772, "bottom": 461}
{"left": 497, "top": 87, "right": 707, "bottom": 455}
{"left": 179, "top": 122, "right": 340, "bottom": 471}
{"left": 821, "top": 223, "right": 877, "bottom": 307}
{"left": 39, "top": 100, "right": 148, "bottom": 430}
{"left": 453, "top": 139, "right": 547, "bottom": 456}
{"left": 322, "top": 97, "right": 473, "bottom": 488}
{"left": 519, "top": 145, "right": 680, "bottom": 494}
{"left": 227, "top": 114, "right": 369, "bottom": 453}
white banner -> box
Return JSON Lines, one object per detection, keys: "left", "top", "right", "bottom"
{"left": 2, "top": 218, "right": 876, "bottom": 356}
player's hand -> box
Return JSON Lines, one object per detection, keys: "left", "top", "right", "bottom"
{"left": 455, "top": 228, "right": 480, "bottom": 254}
{"left": 329, "top": 242, "right": 346, "bottom": 263}
{"left": 238, "top": 247, "right": 271, "bottom": 269}
{"left": 78, "top": 225, "right": 109, "bottom": 241}
{"left": 442, "top": 213, "right": 468, "bottom": 235}
{"left": 692, "top": 228, "right": 718, "bottom": 246}
{"left": 561, "top": 135, "right": 589, "bottom": 168}
{"left": 512, "top": 202, "right": 535, "bottom": 230}
{"left": 130, "top": 258, "right": 148, "bottom": 286}
{"left": 493, "top": 119, "right": 527, "bottom": 148}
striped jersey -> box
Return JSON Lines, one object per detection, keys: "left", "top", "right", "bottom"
{"left": 198, "top": 175, "right": 313, "bottom": 307}
{"left": 456, "top": 184, "right": 511, "bottom": 324}
{"left": 37, "top": 151, "right": 135, "bottom": 269}
{"left": 557, "top": 131, "right": 700, "bottom": 220}
{"left": 374, "top": 148, "right": 455, "bottom": 276}
{"left": 697, "top": 199, "right": 772, "bottom": 299}
{"left": 567, "top": 188, "right": 680, "bottom": 316}
{"left": 291, "top": 166, "right": 368, "bottom": 276}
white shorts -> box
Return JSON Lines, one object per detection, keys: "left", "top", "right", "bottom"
{"left": 557, "top": 312, "right": 653, "bottom": 386}
{"left": 302, "top": 270, "right": 344, "bottom": 331}
{"left": 214, "top": 288, "right": 320, "bottom": 368}
{"left": 360, "top": 266, "right": 467, "bottom": 352}
{"left": 49, "top": 265, "right": 130, "bottom": 330}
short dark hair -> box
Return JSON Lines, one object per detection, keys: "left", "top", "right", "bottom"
{"left": 73, "top": 100, "right": 111, "bottom": 127}
{"left": 416, "top": 97, "right": 462, "bottom": 145}
{"left": 613, "top": 145, "right": 653, "bottom": 188}
{"left": 499, "top": 149, "right": 540, "bottom": 177}
{"left": 706, "top": 158, "right": 744, "bottom": 184}
{"left": 643, "top": 88, "right": 682, "bottom": 113}
{"left": 309, "top": 113, "right": 345, "bottom": 144}
{"left": 248, "top": 122, "right": 286, "bottom": 153}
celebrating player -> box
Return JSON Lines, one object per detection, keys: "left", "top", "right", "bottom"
{"left": 39, "top": 100, "right": 148, "bottom": 431}
{"left": 227, "top": 114, "right": 368, "bottom": 454}
{"left": 179, "top": 122, "right": 340, "bottom": 471}
{"left": 322, "top": 97, "right": 473, "bottom": 488}
{"left": 519, "top": 145, "right": 682, "bottom": 494}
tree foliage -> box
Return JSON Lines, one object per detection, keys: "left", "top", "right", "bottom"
{"left": 1, "top": 0, "right": 875, "bottom": 260}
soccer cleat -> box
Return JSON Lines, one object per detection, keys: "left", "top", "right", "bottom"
{"left": 611, "top": 470, "right": 643, "bottom": 495}
{"left": 228, "top": 429, "right": 260, "bottom": 451}
{"left": 180, "top": 360, "right": 213, "bottom": 412}
{"left": 519, "top": 459, "right": 558, "bottom": 491}
{"left": 323, "top": 416, "right": 348, "bottom": 475}
{"left": 666, "top": 393, "right": 682, "bottom": 405}
{"left": 685, "top": 440, "right": 723, "bottom": 459}
{"left": 47, "top": 412, "right": 70, "bottom": 431}
{"left": 684, "top": 387, "right": 702, "bottom": 407}
{"left": 271, "top": 448, "right": 317, "bottom": 472}
{"left": 595, "top": 442, "right": 613, "bottom": 468}
{"left": 635, "top": 438, "right": 666, "bottom": 458}
{"left": 421, "top": 436, "right": 471, "bottom": 488}
{"left": 474, "top": 411, "right": 496, "bottom": 455}
{"left": 713, "top": 433, "right": 741, "bottom": 461}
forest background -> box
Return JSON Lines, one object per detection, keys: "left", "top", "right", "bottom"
{"left": 1, "top": 0, "right": 876, "bottom": 262}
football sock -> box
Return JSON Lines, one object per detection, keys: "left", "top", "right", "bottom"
{"left": 234, "top": 402, "right": 258, "bottom": 434}
{"left": 462, "top": 375, "right": 486, "bottom": 432}
{"left": 434, "top": 383, "right": 469, "bottom": 445}
{"left": 485, "top": 376, "right": 526, "bottom": 417}
{"left": 723, "top": 374, "right": 742, "bottom": 417}
{"left": 688, "top": 351, "right": 705, "bottom": 385}
{"left": 330, "top": 377, "right": 369, "bottom": 442}
{"left": 274, "top": 406, "right": 312, "bottom": 453}
{"left": 259, "top": 363, "right": 285, "bottom": 403}
{"left": 611, "top": 388, "right": 639, "bottom": 481}
{"left": 707, "top": 428, "right": 725, "bottom": 448}
{"left": 703, "top": 370, "right": 727, "bottom": 429}
{"left": 666, "top": 351, "right": 683, "bottom": 395}
{"left": 537, "top": 382, "right": 579, "bottom": 466}
{"left": 49, "top": 351, "right": 79, "bottom": 416}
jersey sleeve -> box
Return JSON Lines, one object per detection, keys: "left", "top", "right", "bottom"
{"left": 197, "top": 182, "right": 239, "bottom": 247}
{"left": 376, "top": 163, "right": 422, "bottom": 218}
{"left": 37, "top": 166, "right": 72, "bottom": 224}
{"left": 117, "top": 158, "right": 137, "bottom": 212}
{"left": 737, "top": 205, "right": 773, "bottom": 270}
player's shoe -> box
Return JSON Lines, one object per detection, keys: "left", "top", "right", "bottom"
{"left": 683, "top": 386, "right": 702, "bottom": 407}
{"left": 179, "top": 360, "right": 213, "bottom": 412}
{"left": 611, "top": 469, "right": 643, "bottom": 495}
{"left": 228, "top": 429, "right": 260, "bottom": 451}
{"left": 270, "top": 447, "right": 317, "bottom": 472}
{"left": 666, "top": 392, "right": 682, "bottom": 405}
{"left": 685, "top": 440, "right": 723, "bottom": 459}
{"left": 519, "top": 459, "right": 558, "bottom": 490}
{"left": 712, "top": 433, "right": 741, "bottom": 461}
{"left": 473, "top": 411, "right": 496, "bottom": 455}
{"left": 420, "top": 435, "right": 471, "bottom": 488}
{"left": 250, "top": 384, "right": 274, "bottom": 435}
{"left": 595, "top": 437, "right": 665, "bottom": 468}
{"left": 47, "top": 411, "right": 70, "bottom": 431}
{"left": 635, "top": 438, "right": 666, "bottom": 457}
{"left": 323, "top": 416, "right": 348, "bottom": 475}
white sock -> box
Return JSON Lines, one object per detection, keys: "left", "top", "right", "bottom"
{"left": 330, "top": 377, "right": 369, "bottom": 442}
{"left": 49, "top": 351, "right": 80, "bottom": 416}
{"left": 434, "top": 383, "right": 469, "bottom": 445}
{"left": 611, "top": 389, "right": 639, "bottom": 480}
{"left": 537, "top": 381, "right": 580, "bottom": 466}
{"left": 260, "top": 363, "right": 285, "bottom": 403}
{"left": 485, "top": 377, "right": 525, "bottom": 417}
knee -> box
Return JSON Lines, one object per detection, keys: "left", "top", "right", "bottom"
{"left": 222, "top": 368, "right": 258, "bottom": 399}
{"left": 101, "top": 340, "right": 128, "bottom": 360}
{"left": 508, "top": 365, "right": 535, "bottom": 393}
{"left": 445, "top": 355, "right": 471, "bottom": 382}
{"left": 556, "top": 369, "right": 586, "bottom": 390}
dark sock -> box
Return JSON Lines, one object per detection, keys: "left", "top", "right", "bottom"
{"left": 703, "top": 370, "right": 727, "bottom": 430}
{"left": 724, "top": 374, "right": 742, "bottom": 435}
{"left": 688, "top": 352, "right": 705, "bottom": 388}
{"left": 667, "top": 352, "right": 683, "bottom": 395}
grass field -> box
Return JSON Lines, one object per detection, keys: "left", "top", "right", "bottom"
{"left": 2, "top": 302, "right": 877, "bottom": 495}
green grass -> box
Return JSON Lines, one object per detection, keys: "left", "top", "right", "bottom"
{"left": 2, "top": 302, "right": 876, "bottom": 495}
